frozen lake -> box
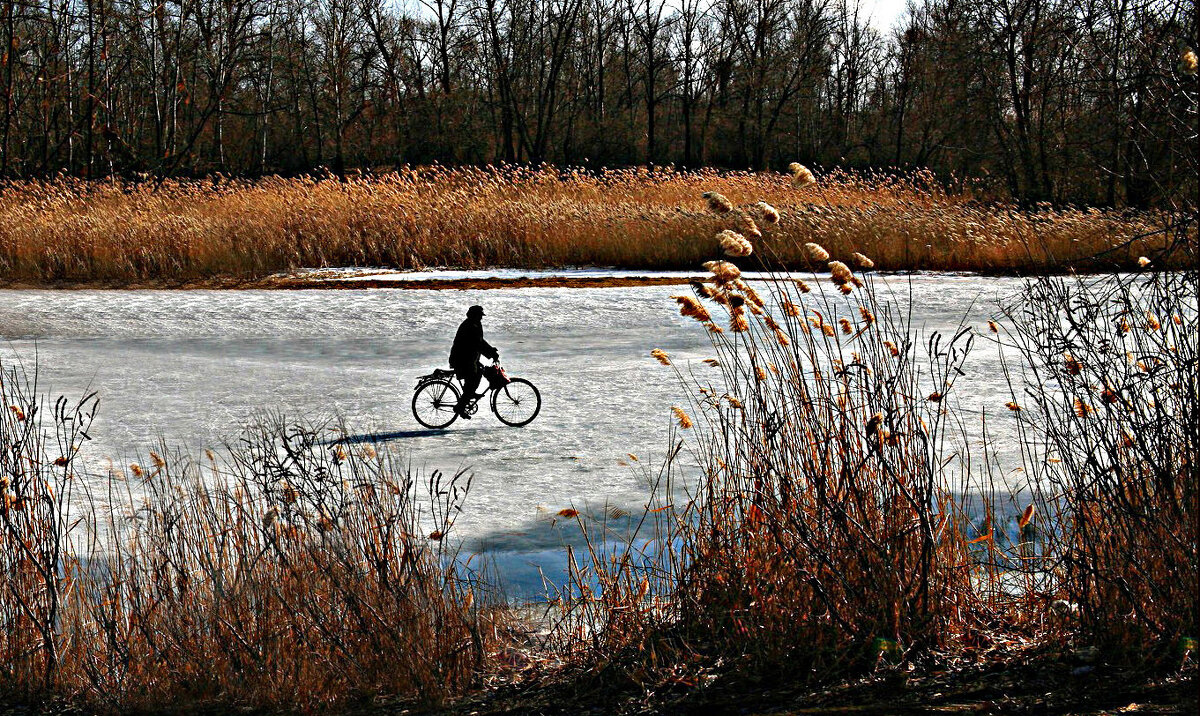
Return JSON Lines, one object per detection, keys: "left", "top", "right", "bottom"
{"left": 1, "top": 273, "right": 1029, "bottom": 593}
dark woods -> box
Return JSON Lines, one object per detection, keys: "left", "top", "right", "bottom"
{"left": 0, "top": 0, "right": 1195, "bottom": 206}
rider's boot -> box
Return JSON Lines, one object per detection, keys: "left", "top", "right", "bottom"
{"left": 455, "top": 400, "right": 473, "bottom": 419}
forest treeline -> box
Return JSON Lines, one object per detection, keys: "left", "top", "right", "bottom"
{"left": 0, "top": 0, "right": 1195, "bottom": 206}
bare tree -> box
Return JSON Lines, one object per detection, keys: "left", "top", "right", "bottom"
{"left": 0, "top": 0, "right": 1188, "bottom": 206}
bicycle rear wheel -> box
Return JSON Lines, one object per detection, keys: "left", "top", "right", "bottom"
{"left": 491, "top": 378, "right": 541, "bottom": 427}
{"left": 412, "top": 380, "right": 461, "bottom": 429}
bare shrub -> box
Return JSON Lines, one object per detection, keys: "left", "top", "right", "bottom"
{"left": 1002, "top": 268, "right": 1198, "bottom": 660}
{"left": 0, "top": 363, "right": 97, "bottom": 694}
{"left": 0, "top": 372, "right": 502, "bottom": 710}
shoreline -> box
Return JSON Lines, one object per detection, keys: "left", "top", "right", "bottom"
{"left": 0, "top": 265, "right": 1157, "bottom": 291}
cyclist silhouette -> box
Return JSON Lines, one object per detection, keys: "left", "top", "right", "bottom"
{"left": 449, "top": 305, "right": 499, "bottom": 419}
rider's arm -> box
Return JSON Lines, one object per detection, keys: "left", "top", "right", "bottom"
{"left": 480, "top": 335, "right": 498, "bottom": 360}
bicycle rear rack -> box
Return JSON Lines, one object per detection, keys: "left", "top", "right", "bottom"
{"left": 415, "top": 368, "right": 456, "bottom": 387}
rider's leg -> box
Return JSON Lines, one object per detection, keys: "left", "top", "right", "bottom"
{"left": 454, "top": 364, "right": 482, "bottom": 415}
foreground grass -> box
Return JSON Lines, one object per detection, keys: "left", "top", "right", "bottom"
{"left": 0, "top": 403, "right": 502, "bottom": 711}
{"left": 0, "top": 165, "right": 1188, "bottom": 286}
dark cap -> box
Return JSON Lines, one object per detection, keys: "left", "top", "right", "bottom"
{"left": 467, "top": 305, "right": 485, "bottom": 318}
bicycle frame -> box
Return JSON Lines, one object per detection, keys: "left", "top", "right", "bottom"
{"left": 413, "top": 362, "right": 539, "bottom": 428}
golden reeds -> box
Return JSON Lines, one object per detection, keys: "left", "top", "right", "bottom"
{"left": 0, "top": 165, "right": 1176, "bottom": 286}
{"left": 717, "top": 229, "right": 754, "bottom": 257}
{"left": 789, "top": 163, "right": 817, "bottom": 188}
{"left": 804, "top": 242, "right": 831, "bottom": 262}
{"left": 702, "top": 191, "right": 734, "bottom": 213}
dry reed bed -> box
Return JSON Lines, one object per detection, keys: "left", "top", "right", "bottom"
{"left": 544, "top": 265, "right": 1000, "bottom": 677}
{"left": 0, "top": 166, "right": 1184, "bottom": 285}
{"left": 0, "top": 384, "right": 503, "bottom": 711}
{"left": 539, "top": 189, "right": 1196, "bottom": 687}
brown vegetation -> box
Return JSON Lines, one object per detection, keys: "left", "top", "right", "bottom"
{"left": 536, "top": 192, "right": 1196, "bottom": 697}
{"left": 0, "top": 166, "right": 1186, "bottom": 287}
{"left": 544, "top": 268, "right": 996, "bottom": 677}
{"left": 1001, "top": 270, "right": 1198, "bottom": 660}
{"left": 0, "top": 388, "right": 502, "bottom": 711}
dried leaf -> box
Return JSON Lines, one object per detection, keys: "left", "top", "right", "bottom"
{"left": 1018, "top": 504, "right": 1035, "bottom": 529}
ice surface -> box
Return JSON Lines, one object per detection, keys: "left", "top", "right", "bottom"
{"left": 1, "top": 274, "right": 1030, "bottom": 596}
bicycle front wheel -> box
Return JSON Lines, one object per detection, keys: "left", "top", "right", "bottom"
{"left": 412, "top": 380, "right": 461, "bottom": 429}
{"left": 491, "top": 378, "right": 541, "bottom": 427}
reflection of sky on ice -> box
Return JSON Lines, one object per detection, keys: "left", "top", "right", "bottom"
{"left": 2, "top": 272, "right": 1035, "bottom": 597}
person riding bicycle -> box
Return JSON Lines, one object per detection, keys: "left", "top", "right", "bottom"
{"left": 449, "top": 305, "right": 499, "bottom": 419}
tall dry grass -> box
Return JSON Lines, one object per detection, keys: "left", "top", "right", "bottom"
{"left": 0, "top": 165, "right": 1186, "bottom": 285}
{"left": 666, "top": 274, "right": 984, "bottom": 672}
{"left": 539, "top": 251, "right": 1015, "bottom": 680}
{"left": 0, "top": 362, "right": 503, "bottom": 711}
{"left": 540, "top": 171, "right": 1196, "bottom": 689}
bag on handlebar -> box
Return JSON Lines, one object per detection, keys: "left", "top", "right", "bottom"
{"left": 483, "top": 364, "right": 510, "bottom": 388}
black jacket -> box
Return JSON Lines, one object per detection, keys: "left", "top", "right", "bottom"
{"left": 449, "top": 317, "right": 498, "bottom": 369}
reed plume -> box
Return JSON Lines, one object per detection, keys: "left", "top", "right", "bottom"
{"left": 828, "top": 260, "right": 853, "bottom": 285}
{"left": 702, "top": 191, "right": 735, "bottom": 213}
{"left": 703, "top": 260, "right": 742, "bottom": 283}
{"left": 789, "top": 163, "right": 817, "bottom": 188}
{"left": 804, "top": 242, "right": 831, "bottom": 262}
{"left": 755, "top": 201, "right": 781, "bottom": 224}
{"left": 673, "top": 295, "right": 712, "bottom": 322}
{"left": 718, "top": 229, "right": 754, "bottom": 257}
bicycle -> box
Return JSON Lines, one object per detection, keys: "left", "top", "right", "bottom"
{"left": 412, "top": 362, "right": 542, "bottom": 429}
